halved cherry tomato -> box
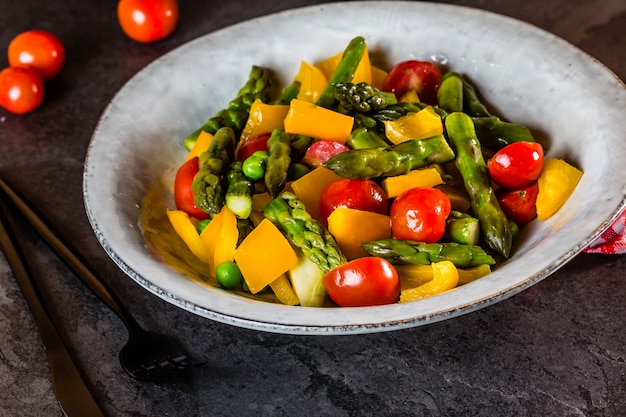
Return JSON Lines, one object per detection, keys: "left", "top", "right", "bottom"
{"left": 497, "top": 182, "right": 539, "bottom": 225}
{"left": 8, "top": 30, "right": 66, "bottom": 81}
{"left": 319, "top": 178, "right": 388, "bottom": 227}
{"left": 322, "top": 257, "right": 400, "bottom": 307}
{"left": 390, "top": 187, "right": 451, "bottom": 243}
{"left": 117, "top": 0, "right": 179, "bottom": 43}
{"left": 381, "top": 60, "right": 442, "bottom": 105}
{"left": 237, "top": 132, "right": 271, "bottom": 162}
{"left": 302, "top": 140, "right": 349, "bottom": 168}
{"left": 174, "top": 156, "right": 209, "bottom": 220}
{"left": 0, "top": 67, "right": 44, "bottom": 114}
{"left": 488, "top": 141, "right": 544, "bottom": 189}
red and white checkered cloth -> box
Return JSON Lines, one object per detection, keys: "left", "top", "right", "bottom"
{"left": 583, "top": 209, "right": 626, "bottom": 254}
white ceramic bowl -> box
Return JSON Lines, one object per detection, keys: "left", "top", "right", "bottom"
{"left": 83, "top": 1, "right": 626, "bottom": 334}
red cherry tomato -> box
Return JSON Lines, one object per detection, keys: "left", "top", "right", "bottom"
{"left": 302, "top": 140, "right": 349, "bottom": 168}
{"left": 497, "top": 182, "right": 539, "bottom": 225}
{"left": 390, "top": 187, "right": 451, "bottom": 243}
{"left": 488, "top": 141, "right": 544, "bottom": 189}
{"left": 319, "top": 178, "right": 388, "bottom": 226}
{"left": 117, "top": 0, "right": 179, "bottom": 43}
{"left": 237, "top": 132, "right": 271, "bottom": 162}
{"left": 174, "top": 157, "right": 209, "bottom": 220}
{"left": 8, "top": 30, "right": 66, "bottom": 81}
{"left": 0, "top": 67, "right": 44, "bottom": 114}
{"left": 381, "top": 60, "right": 442, "bottom": 105}
{"left": 322, "top": 257, "right": 400, "bottom": 307}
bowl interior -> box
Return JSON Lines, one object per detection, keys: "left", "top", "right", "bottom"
{"left": 83, "top": 1, "right": 626, "bottom": 334}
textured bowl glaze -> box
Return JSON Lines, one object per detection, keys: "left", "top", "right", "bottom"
{"left": 83, "top": 1, "right": 626, "bottom": 334}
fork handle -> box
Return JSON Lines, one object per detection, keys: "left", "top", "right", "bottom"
{"left": 0, "top": 178, "right": 139, "bottom": 330}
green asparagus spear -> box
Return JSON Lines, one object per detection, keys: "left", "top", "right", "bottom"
{"left": 472, "top": 117, "right": 535, "bottom": 150}
{"left": 445, "top": 112, "right": 513, "bottom": 257}
{"left": 184, "top": 66, "right": 272, "bottom": 151}
{"left": 346, "top": 127, "right": 390, "bottom": 149}
{"left": 332, "top": 82, "right": 397, "bottom": 113}
{"left": 437, "top": 72, "right": 464, "bottom": 113}
{"left": 445, "top": 211, "right": 480, "bottom": 245}
{"left": 361, "top": 239, "right": 495, "bottom": 268}
{"left": 192, "top": 127, "right": 236, "bottom": 215}
{"left": 274, "top": 80, "right": 301, "bottom": 105}
{"left": 323, "top": 134, "right": 455, "bottom": 179}
{"left": 315, "top": 36, "right": 367, "bottom": 109}
{"left": 264, "top": 129, "right": 291, "bottom": 198}
{"left": 263, "top": 192, "right": 346, "bottom": 273}
{"left": 289, "top": 134, "right": 314, "bottom": 162}
{"left": 224, "top": 161, "right": 254, "bottom": 219}
{"left": 461, "top": 76, "right": 491, "bottom": 117}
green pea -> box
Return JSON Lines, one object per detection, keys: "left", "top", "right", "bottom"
{"left": 215, "top": 261, "right": 244, "bottom": 289}
{"left": 242, "top": 150, "right": 268, "bottom": 181}
{"left": 197, "top": 218, "right": 211, "bottom": 234}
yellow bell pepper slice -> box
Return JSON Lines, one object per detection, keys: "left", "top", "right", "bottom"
{"left": 536, "top": 158, "right": 583, "bottom": 220}
{"left": 269, "top": 274, "right": 300, "bottom": 306}
{"left": 381, "top": 167, "right": 444, "bottom": 198}
{"left": 240, "top": 99, "right": 289, "bottom": 143}
{"left": 284, "top": 99, "right": 354, "bottom": 143}
{"left": 370, "top": 65, "right": 388, "bottom": 90}
{"left": 185, "top": 130, "right": 213, "bottom": 162}
{"left": 384, "top": 106, "right": 443, "bottom": 144}
{"left": 457, "top": 264, "right": 492, "bottom": 285}
{"left": 199, "top": 206, "right": 238, "bottom": 275}
{"left": 314, "top": 47, "right": 372, "bottom": 84}
{"left": 327, "top": 207, "right": 392, "bottom": 260}
{"left": 399, "top": 261, "right": 459, "bottom": 302}
{"left": 291, "top": 166, "right": 343, "bottom": 221}
{"left": 294, "top": 61, "right": 328, "bottom": 103}
{"left": 166, "top": 209, "right": 209, "bottom": 263}
{"left": 233, "top": 218, "right": 299, "bottom": 294}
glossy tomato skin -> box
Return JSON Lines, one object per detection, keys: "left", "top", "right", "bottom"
{"left": 0, "top": 67, "right": 44, "bottom": 114}
{"left": 302, "top": 140, "right": 349, "bottom": 168}
{"left": 8, "top": 30, "right": 65, "bottom": 81}
{"left": 323, "top": 257, "right": 400, "bottom": 307}
{"left": 237, "top": 132, "right": 271, "bottom": 162}
{"left": 174, "top": 157, "right": 210, "bottom": 220}
{"left": 497, "top": 182, "right": 539, "bottom": 225}
{"left": 488, "top": 141, "right": 544, "bottom": 189}
{"left": 390, "top": 187, "right": 451, "bottom": 243}
{"left": 318, "top": 178, "right": 388, "bottom": 226}
{"left": 117, "top": 0, "right": 179, "bottom": 43}
{"left": 381, "top": 60, "right": 442, "bottom": 105}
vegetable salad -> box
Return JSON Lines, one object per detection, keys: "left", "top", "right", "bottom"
{"left": 161, "top": 36, "right": 582, "bottom": 308}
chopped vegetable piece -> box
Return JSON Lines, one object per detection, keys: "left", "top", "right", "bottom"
{"left": 233, "top": 218, "right": 299, "bottom": 294}
{"left": 381, "top": 167, "right": 444, "bottom": 198}
{"left": 211, "top": 206, "right": 239, "bottom": 274}
{"left": 327, "top": 207, "right": 392, "bottom": 260}
{"left": 394, "top": 264, "right": 435, "bottom": 290}
{"left": 384, "top": 106, "right": 443, "bottom": 144}
{"left": 269, "top": 274, "right": 300, "bottom": 306}
{"left": 288, "top": 253, "right": 327, "bottom": 307}
{"left": 240, "top": 99, "right": 289, "bottom": 143}
{"left": 166, "top": 209, "right": 209, "bottom": 263}
{"left": 185, "top": 131, "right": 213, "bottom": 162}
{"left": 284, "top": 99, "right": 354, "bottom": 142}
{"left": 294, "top": 61, "right": 328, "bottom": 103}
{"left": 457, "top": 264, "right": 491, "bottom": 285}
{"left": 536, "top": 158, "right": 583, "bottom": 220}
{"left": 291, "top": 166, "right": 343, "bottom": 221}
{"left": 399, "top": 261, "right": 459, "bottom": 302}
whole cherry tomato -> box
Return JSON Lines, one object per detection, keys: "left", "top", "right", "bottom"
{"left": 497, "top": 182, "right": 539, "bottom": 225}
{"left": 8, "top": 30, "right": 65, "bottom": 81}
{"left": 322, "top": 257, "right": 400, "bottom": 307}
{"left": 302, "top": 140, "right": 349, "bottom": 168}
{"left": 174, "top": 157, "right": 209, "bottom": 220}
{"left": 117, "top": 0, "right": 179, "bottom": 43}
{"left": 488, "top": 141, "right": 544, "bottom": 189}
{"left": 381, "top": 60, "right": 442, "bottom": 105}
{"left": 237, "top": 132, "right": 271, "bottom": 162}
{"left": 319, "top": 178, "right": 388, "bottom": 226}
{"left": 390, "top": 187, "right": 451, "bottom": 243}
{"left": 0, "top": 67, "right": 44, "bottom": 114}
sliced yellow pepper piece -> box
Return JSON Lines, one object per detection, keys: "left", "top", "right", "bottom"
{"left": 284, "top": 99, "right": 354, "bottom": 143}
{"left": 166, "top": 209, "right": 209, "bottom": 263}
{"left": 381, "top": 167, "right": 444, "bottom": 198}
{"left": 185, "top": 130, "right": 213, "bottom": 162}
{"left": 457, "top": 264, "right": 492, "bottom": 285}
{"left": 536, "top": 158, "right": 583, "bottom": 220}
{"left": 384, "top": 106, "right": 443, "bottom": 144}
{"left": 399, "top": 261, "right": 459, "bottom": 302}
{"left": 327, "top": 207, "right": 391, "bottom": 260}
{"left": 294, "top": 61, "right": 328, "bottom": 103}
{"left": 269, "top": 274, "right": 300, "bottom": 306}
{"left": 291, "top": 166, "right": 343, "bottom": 221}
{"left": 240, "top": 99, "right": 289, "bottom": 143}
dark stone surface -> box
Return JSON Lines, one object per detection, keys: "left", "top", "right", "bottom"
{"left": 1, "top": 1, "right": 625, "bottom": 416}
